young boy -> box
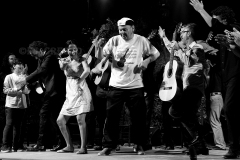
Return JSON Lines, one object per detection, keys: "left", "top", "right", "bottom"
{"left": 1, "top": 61, "right": 30, "bottom": 152}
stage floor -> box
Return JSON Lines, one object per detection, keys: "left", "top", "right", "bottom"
{"left": 0, "top": 145, "right": 229, "bottom": 160}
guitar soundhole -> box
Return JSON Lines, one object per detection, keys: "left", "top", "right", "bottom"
{"left": 163, "top": 87, "right": 172, "bottom": 90}
{"left": 101, "top": 63, "right": 105, "bottom": 69}
{"left": 167, "top": 69, "right": 173, "bottom": 77}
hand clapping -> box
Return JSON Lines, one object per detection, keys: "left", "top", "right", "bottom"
{"left": 230, "top": 27, "right": 240, "bottom": 47}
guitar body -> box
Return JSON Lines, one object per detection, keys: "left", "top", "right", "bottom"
{"left": 94, "top": 60, "right": 111, "bottom": 88}
{"left": 159, "top": 60, "right": 183, "bottom": 102}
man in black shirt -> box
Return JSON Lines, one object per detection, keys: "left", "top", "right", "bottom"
{"left": 190, "top": 1, "right": 240, "bottom": 158}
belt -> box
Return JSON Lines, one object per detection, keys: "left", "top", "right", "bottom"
{"left": 210, "top": 92, "right": 221, "bottom": 96}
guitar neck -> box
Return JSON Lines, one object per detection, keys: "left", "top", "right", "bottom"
{"left": 169, "top": 47, "right": 174, "bottom": 70}
{"left": 85, "top": 35, "right": 100, "bottom": 60}
{"left": 85, "top": 43, "right": 95, "bottom": 60}
{"left": 102, "top": 53, "right": 111, "bottom": 64}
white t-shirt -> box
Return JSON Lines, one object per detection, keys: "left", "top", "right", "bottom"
{"left": 103, "top": 34, "right": 159, "bottom": 89}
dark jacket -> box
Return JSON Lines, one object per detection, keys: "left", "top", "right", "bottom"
{"left": 26, "top": 51, "right": 66, "bottom": 98}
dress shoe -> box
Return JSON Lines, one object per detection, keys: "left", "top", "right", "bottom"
{"left": 97, "top": 148, "right": 113, "bottom": 156}
{"left": 223, "top": 149, "right": 240, "bottom": 159}
{"left": 115, "top": 145, "right": 120, "bottom": 151}
{"left": 184, "top": 147, "right": 209, "bottom": 155}
{"left": 27, "top": 145, "right": 46, "bottom": 151}
{"left": 1, "top": 146, "right": 12, "bottom": 153}
{"left": 165, "top": 145, "right": 174, "bottom": 150}
{"left": 134, "top": 145, "right": 145, "bottom": 155}
{"left": 133, "top": 145, "right": 137, "bottom": 153}
{"left": 50, "top": 145, "right": 65, "bottom": 151}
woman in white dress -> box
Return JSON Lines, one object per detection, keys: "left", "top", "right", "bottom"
{"left": 56, "top": 41, "right": 93, "bottom": 154}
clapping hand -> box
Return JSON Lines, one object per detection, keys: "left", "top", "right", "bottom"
{"left": 15, "top": 76, "right": 27, "bottom": 89}
{"left": 224, "top": 30, "right": 235, "bottom": 44}
{"left": 230, "top": 27, "right": 240, "bottom": 47}
{"left": 214, "top": 34, "right": 230, "bottom": 47}
{"left": 190, "top": 0, "right": 204, "bottom": 12}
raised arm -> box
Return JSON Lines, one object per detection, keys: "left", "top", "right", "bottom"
{"left": 190, "top": 0, "right": 212, "bottom": 27}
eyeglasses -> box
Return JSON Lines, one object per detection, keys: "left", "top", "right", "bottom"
{"left": 180, "top": 30, "right": 190, "bottom": 34}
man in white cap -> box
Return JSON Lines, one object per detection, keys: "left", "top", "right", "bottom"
{"left": 93, "top": 17, "right": 160, "bottom": 156}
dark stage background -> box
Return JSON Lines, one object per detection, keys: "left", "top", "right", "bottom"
{"left": 0, "top": 0, "right": 238, "bottom": 146}
{"left": 0, "top": 0, "right": 239, "bottom": 62}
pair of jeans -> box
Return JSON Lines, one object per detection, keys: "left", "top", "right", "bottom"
{"left": 103, "top": 87, "right": 147, "bottom": 148}
{"left": 2, "top": 107, "right": 25, "bottom": 149}
{"left": 223, "top": 75, "right": 240, "bottom": 150}
{"left": 37, "top": 94, "right": 65, "bottom": 147}
{"left": 209, "top": 94, "right": 226, "bottom": 149}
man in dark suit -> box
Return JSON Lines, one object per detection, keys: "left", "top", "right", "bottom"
{"left": 17, "top": 41, "right": 66, "bottom": 151}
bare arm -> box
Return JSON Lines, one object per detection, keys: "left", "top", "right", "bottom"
{"left": 79, "top": 59, "right": 90, "bottom": 82}
{"left": 190, "top": 0, "right": 212, "bottom": 27}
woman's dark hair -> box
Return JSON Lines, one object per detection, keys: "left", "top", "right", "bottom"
{"left": 66, "top": 40, "right": 85, "bottom": 58}
{"left": 0, "top": 52, "right": 16, "bottom": 74}
{"left": 28, "top": 41, "right": 48, "bottom": 52}
{"left": 211, "top": 6, "right": 236, "bottom": 24}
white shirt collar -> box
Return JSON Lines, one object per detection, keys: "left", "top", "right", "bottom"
{"left": 188, "top": 41, "right": 196, "bottom": 49}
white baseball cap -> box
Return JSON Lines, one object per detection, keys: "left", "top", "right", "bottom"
{"left": 117, "top": 17, "right": 134, "bottom": 26}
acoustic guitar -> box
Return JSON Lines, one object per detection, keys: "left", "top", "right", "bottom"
{"left": 93, "top": 53, "right": 112, "bottom": 88}
{"left": 159, "top": 22, "right": 183, "bottom": 102}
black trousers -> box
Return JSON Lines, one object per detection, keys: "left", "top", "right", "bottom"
{"left": 103, "top": 87, "right": 147, "bottom": 148}
{"left": 2, "top": 107, "right": 25, "bottom": 149}
{"left": 87, "top": 95, "right": 107, "bottom": 146}
{"left": 223, "top": 75, "right": 240, "bottom": 150}
{"left": 169, "top": 87, "right": 203, "bottom": 144}
{"left": 86, "top": 85, "right": 108, "bottom": 146}
{"left": 37, "top": 94, "right": 65, "bottom": 147}
{"left": 161, "top": 101, "right": 174, "bottom": 147}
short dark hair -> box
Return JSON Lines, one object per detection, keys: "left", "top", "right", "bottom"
{"left": 28, "top": 41, "right": 48, "bottom": 52}
{"left": 211, "top": 6, "right": 236, "bottom": 24}
{"left": 184, "top": 23, "right": 199, "bottom": 40}
{"left": 13, "top": 60, "right": 23, "bottom": 67}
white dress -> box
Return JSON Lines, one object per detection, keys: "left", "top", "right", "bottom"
{"left": 60, "top": 59, "right": 93, "bottom": 116}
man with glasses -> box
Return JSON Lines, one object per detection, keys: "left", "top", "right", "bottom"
{"left": 16, "top": 41, "right": 66, "bottom": 151}
{"left": 160, "top": 23, "right": 208, "bottom": 159}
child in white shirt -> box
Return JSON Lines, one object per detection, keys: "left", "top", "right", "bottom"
{"left": 1, "top": 61, "right": 30, "bottom": 152}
